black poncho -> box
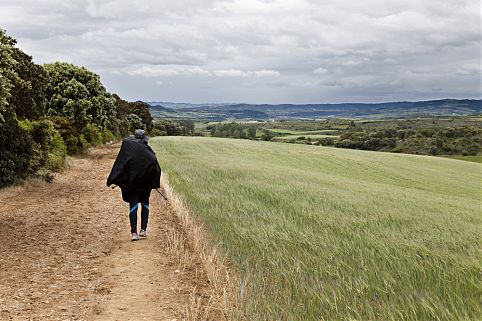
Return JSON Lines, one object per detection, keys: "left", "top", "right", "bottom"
{"left": 107, "top": 137, "right": 161, "bottom": 201}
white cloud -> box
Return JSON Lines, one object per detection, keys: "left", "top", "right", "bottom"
{"left": 214, "top": 69, "right": 248, "bottom": 77}
{"left": 128, "top": 66, "right": 280, "bottom": 78}
{"left": 128, "top": 65, "right": 211, "bottom": 77}
{"left": 313, "top": 68, "right": 328, "bottom": 75}
{"left": 253, "top": 70, "right": 281, "bottom": 77}
{"left": 213, "top": 69, "right": 280, "bottom": 77}
{"left": 456, "top": 63, "right": 482, "bottom": 76}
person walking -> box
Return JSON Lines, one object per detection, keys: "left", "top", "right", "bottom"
{"left": 107, "top": 129, "right": 162, "bottom": 241}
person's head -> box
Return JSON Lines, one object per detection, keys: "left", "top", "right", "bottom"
{"left": 134, "top": 129, "right": 149, "bottom": 142}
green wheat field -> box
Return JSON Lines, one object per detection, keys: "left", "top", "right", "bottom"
{"left": 151, "top": 136, "right": 481, "bottom": 321}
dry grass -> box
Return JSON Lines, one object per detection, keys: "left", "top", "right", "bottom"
{"left": 183, "top": 287, "right": 216, "bottom": 321}
{"left": 159, "top": 178, "right": 238, "bottom": 320}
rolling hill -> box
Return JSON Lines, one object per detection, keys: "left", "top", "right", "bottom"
{"left": 151, "top": 137, "right": 481, "bottom": 320}
{"left": 148, "top": 99, "right": 482, "bottom": 120}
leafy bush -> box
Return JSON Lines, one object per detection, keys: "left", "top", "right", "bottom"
{"left": 127, "top": 113, "right": 144, "bottom": 132}
{"left": 0, "top": 29, "right": 152, "bottom": 188}
{"left": 18, "top": 118, "right": 67, "bottom": 171}
{"left": 78, "top": 134, "right": 89, "bottom": 153}
{"left": 0, "top": 111, "right": 35, "bottom": 187}
{"left": 336, "top": 127, "right": 481, "bottom": 156}
{"left": 261, "top": 129, "right": 275, "bottom": 141}
{"left": 46, "top": 128, "right": 67, "bottom": 171}
{"left": 83, "top": 123, "right": 103, "bottom": 146}
{"left": 151, "top": 119, "right": 190, "bottom": 136}
{"left": 18, "top": 119, "right": 44, "bottom": 171}
{"left": 114, "top": 94, "right": 152, "bottom": 132}
{"left": 150, "top": 128, "right": 167, "bottom": 136}
{"left": 209, "top": 122, "right": 257, "bottom": 139}
{"left": 49, "top": 116, "right": 80, "bottom": 155}
{"left": 44, "top": 62, "right": 117, "bottom": 133}
{"left": 101, "top": 129, "right": 115, "bottom": 143}
{"left": 318, "top": 137, "right": 336, "bottom": 146}
{"left": 1, "top": 29, "right": 47, "bottom": 122}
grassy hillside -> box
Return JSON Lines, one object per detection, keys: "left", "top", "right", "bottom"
{"left": 444, "top": 155, "right": 482, "bottom": 163}
{"left": 151, "top": 137, "right": 481, "bottom": 321}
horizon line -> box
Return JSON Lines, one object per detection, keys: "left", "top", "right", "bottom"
{"left": 141, "top": 97, "right": 482, "bottom": 105}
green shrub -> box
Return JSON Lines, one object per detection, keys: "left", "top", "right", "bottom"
{"left": 18, "top": 119, "right": 46, "bottom": 171}
{"left": 114, "top": 95, "right": 152, "bottom": 132}
{"left": 50, "top": 116, "right": 81, "bottom": 155}
{"left": 150, "top": 128, "right": 167, "bottom": 137}
{"left": 83, "top": 123, "right": 103, "bottom": 146}
{"left": 117, "top": 118, "right": 130, "bottom": 137}
{"left": 78, "top": 134, "right": 89, "bottom": 153}
{"left": 261, "top": 129, "right": 275, "bottom": 141}
{"left": 44, "top": 62, "right": 117, "bottom": 133}
{"left": 319, "top": 137, "right": 336, "bottom": 146}
{"left": 101, "top": 129, "right": 115, "bottom": 143}
{"left": 18, "top": 118, "right": 67, "bottom": 171}
{"left": 127, "top": 113, "right": 144, "bottom": 132}
{"left": 0, "top": 111, "right": 35, "bottom": 187}
{"left": 46, "top": 129, "right": 67, "bottom": 171}
{"left": 17, "top": 118, "right": 33, "bottom": 131}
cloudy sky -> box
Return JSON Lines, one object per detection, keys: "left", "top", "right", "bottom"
{"left": 1, "top": 0, "right": 480, "bottom": 103}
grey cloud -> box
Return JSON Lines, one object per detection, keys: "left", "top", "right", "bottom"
{"left": 0, "top": 0, "right": 480, "bottom": 103}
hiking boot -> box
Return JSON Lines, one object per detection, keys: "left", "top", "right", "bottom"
{"left": 131, "top": 233, "right": 139, "bottom": 241}
{"left": 139, "top": 229, "right": 147, "bottom": 237}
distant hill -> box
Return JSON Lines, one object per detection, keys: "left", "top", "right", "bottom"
{"left": 149, "top": 104, "right": 175, "bottom": 113}
{"left": 147, "top": 99, "right": 482, "bottom": 120}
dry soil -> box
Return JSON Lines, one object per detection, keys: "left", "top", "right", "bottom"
{"left": 0, "top": 143, "right": 214, "bottom": 321}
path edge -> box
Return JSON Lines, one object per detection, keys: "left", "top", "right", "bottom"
{"left": 160, "top": 176, "right": 239, "bottom": 320}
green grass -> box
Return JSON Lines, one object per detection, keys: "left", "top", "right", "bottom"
{"left": 266, "top": 128, "right": 340, "bottom": 142}
{"left": 267, "top": 128, "right": 338, "bottom": 135}
{"left": 330, "top": 124, "right": 349, "bottom": 129}
{"left": 151, "top": 137, "right": 481, "bottom": 321}
{"left": 272, "top": 134, "right": 340, "bottom": 141}
{"left": 443, "top": 155, "right": 482, "bottom": 163}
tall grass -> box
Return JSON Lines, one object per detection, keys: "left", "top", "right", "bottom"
{"left": 151, "top": 137, "right": 481, "bottom": 321}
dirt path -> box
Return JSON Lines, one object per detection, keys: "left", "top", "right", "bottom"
{"left": 0, "top": 143, "right": 214, "bottom": 321}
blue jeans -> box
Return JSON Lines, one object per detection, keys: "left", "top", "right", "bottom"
{"left": 128, "top": 190, "right": 150, "bottom": 234}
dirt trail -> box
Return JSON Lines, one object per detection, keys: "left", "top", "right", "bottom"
{"left": 0, "top": 143, "right": 213, "bottom": 321}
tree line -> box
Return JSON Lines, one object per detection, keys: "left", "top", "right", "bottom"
{"left": 208, "top": 122, "right": 257, "bottom": 139}
{"left": 0, "top": 29, "right": 155, "bottom": 187}
{"left": 332, "top": 126, "right": 481, "bottom": 156}
{"left": 204, "top": 119, "right": 481, "bottom": 157}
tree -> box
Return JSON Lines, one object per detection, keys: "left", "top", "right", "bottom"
{"left": 0, "top": 29, "right": 40, "bottom": 185}
{"left": 44, "top": 62, "right": 117, "bottom": 132}
{"left": 151, "top": 119, "right": 196, "bottom": 136}
{"left": 247, "top": 126, "right": 257, "bottom": 139}
{"left": 0, "top": 109, "right": 35, "bottom": 187}
{"left": 0, "top": 29, "right": 15, "bottom": 122}
{"left": 261, "top": 129, "right": 275, "bottom": 141}
{"left": 127, "top": 113, "right": 144, "bottom": 132}
{"left": 8, "top": 41, "right": 46, "bottom": 120}
{"left": 46, "top": 77, "right": 92, "bottom": 132}
{"left": 127, "top": 101, "right": 152, "bottom": 132}
{"left": 0, "top": 29, "right": 133, "bottom": 187}
{"left": 176, "top": 119, "right": 195, "bottom": 135}
{"left": 113, "top": 94, "right": 152, "bottom": 132}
